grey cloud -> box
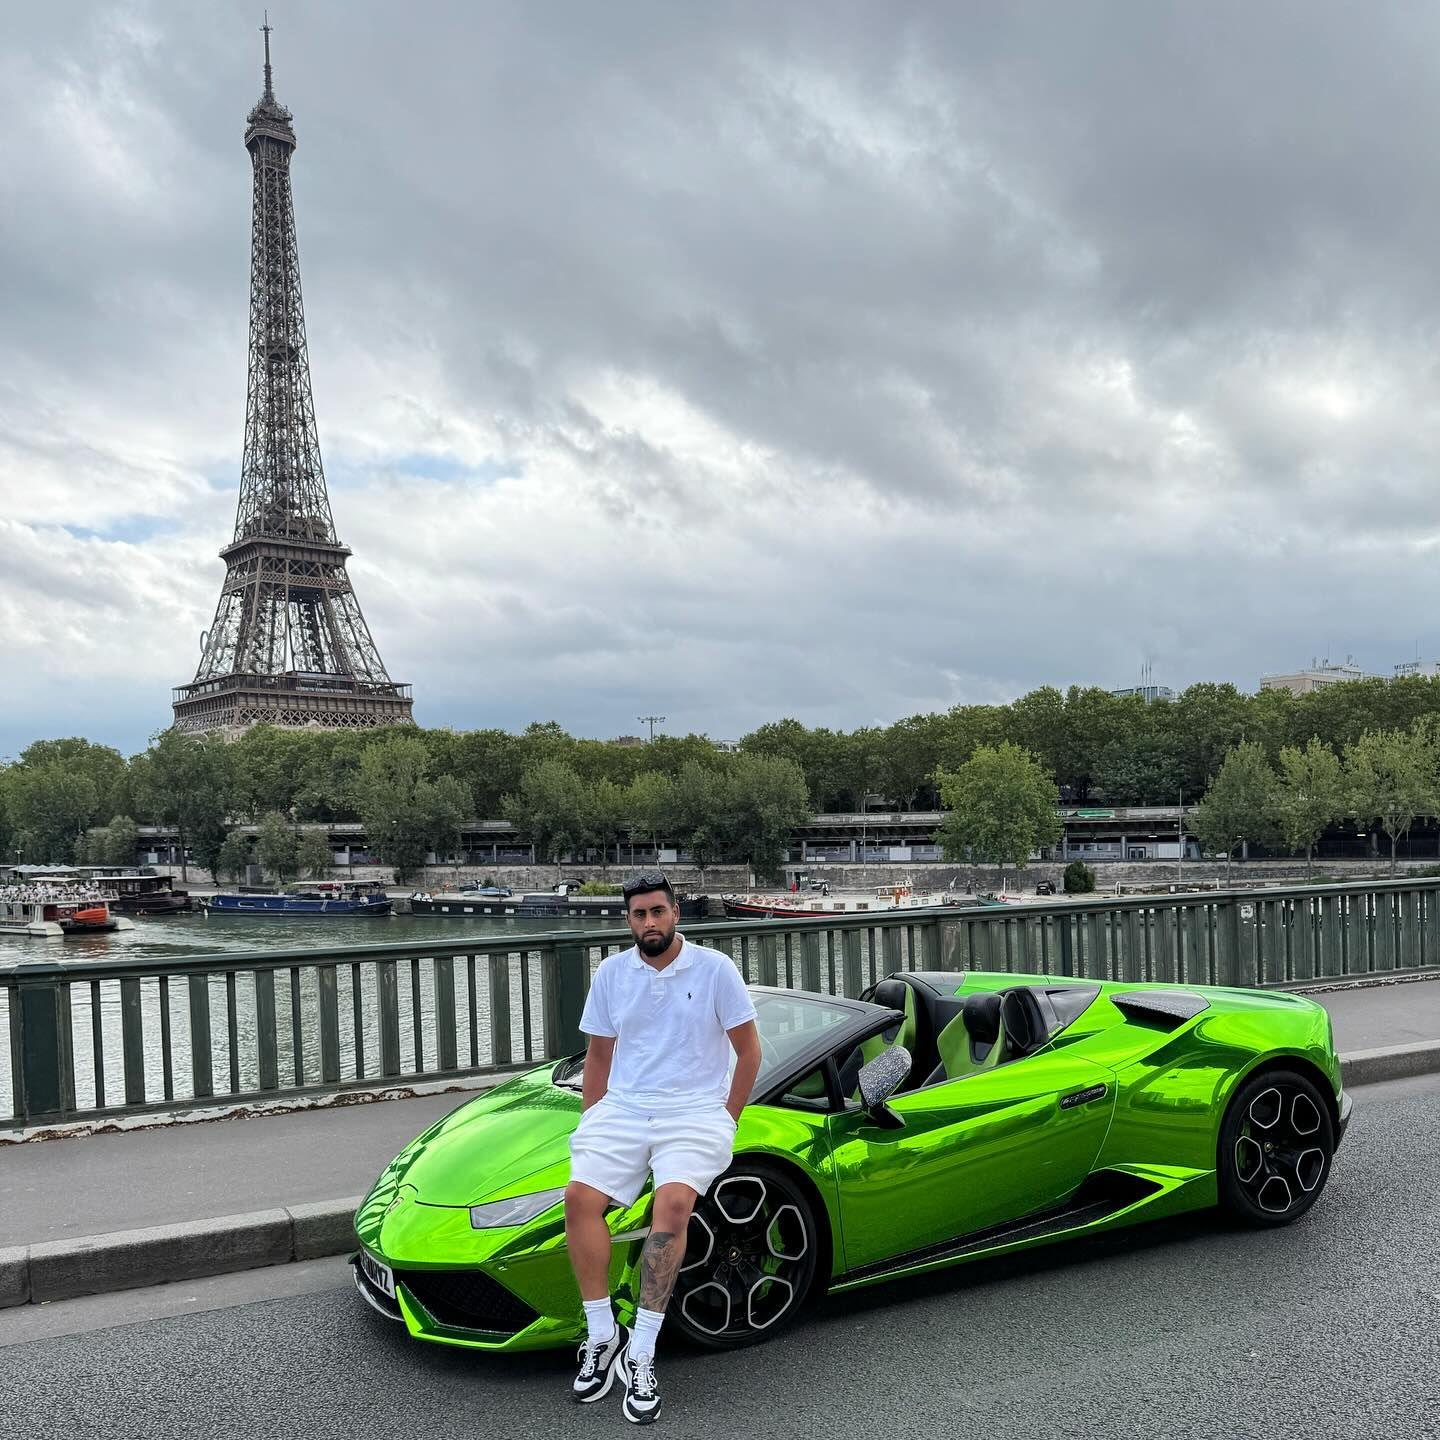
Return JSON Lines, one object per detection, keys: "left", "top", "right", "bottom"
{"left": 5, "top": 1, "right": 1440, "bottom": 753}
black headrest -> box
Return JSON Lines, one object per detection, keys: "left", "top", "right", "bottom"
{"left": 1001, "top": 988, "right": 1047, "bottom": 1056}
{"left": 962, "top": 992, "right": 1002, "bottom": 1046}
{"left": 870, "top": 978, "right": 909, "bottom": 1015}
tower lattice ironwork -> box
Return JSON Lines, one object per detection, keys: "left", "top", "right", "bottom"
{"left": 174, "top": 24, "right": 412, "bottom": 735}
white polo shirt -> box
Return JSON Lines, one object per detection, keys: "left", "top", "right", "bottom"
{"left": 579, "top": 937, "right": 758, "bottom": 1114}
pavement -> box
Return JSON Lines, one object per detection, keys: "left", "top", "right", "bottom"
{"left": 2, "top": 975, "right": 1439, "bottom": 1311}
{"left": 4, "top": 1071, "right": 1438, "bottom": 1439}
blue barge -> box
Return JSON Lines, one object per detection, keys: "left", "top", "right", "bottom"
{"left": 204, "top": 882, "right": 392, "bottom": 917}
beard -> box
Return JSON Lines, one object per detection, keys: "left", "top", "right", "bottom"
{"left": 637, "top": 923, "right": 677, "bottom": 957}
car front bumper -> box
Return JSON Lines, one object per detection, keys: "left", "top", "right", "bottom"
{"left": 1337, "top": 1089, "right": 1353, "bottom": 1146}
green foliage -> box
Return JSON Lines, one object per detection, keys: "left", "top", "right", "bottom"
{"left": 76, "top": 814, "right": 140, "bottom": 867}
{"left": 503, "top": 759, "right": 591, "bottom": 871}
{"left": 356, "top": 735, "right": 470, "bottom": 881}
{"left": 255, "top": 811, "right": 298, "bottom": 882}
{"left": 215, "top": 829, "right": 252, "bottom": 884}
{"left": 625, "top": 770, "right": 675, "bottom": 855}
{"left": 133, "top": 729, "right": 232, "bottom": 880}
{"left": 1345, "top": 727, "right": 1438, "bottom": 874}
{"left": 576, "top": 880, "right": 621, "bottom": 895}
{"left": 934, "top": 743, "right": 1063, "bottom": 871}
{"left": 294, "top": 829, "right": 334, "bottom": 879}
{"left": 587, "top": 777, "right": 628, "bottom": 873}
{"left": 1272, "top": 739, "right": 1346, "bottom": 874}
{"left": 1063, "top": 860, "right": 1097, "bottom": 894}
{"left": 1189, "top": 742, "right": 1278, "bottom": 863}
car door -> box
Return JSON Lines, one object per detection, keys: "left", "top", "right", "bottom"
{"left": 825, "top": 1049, "right": 1116, "bottom": 1274}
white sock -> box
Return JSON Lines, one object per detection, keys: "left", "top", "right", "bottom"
{"left": 629, "top": 1306, "right": 665, "bottom": 1363}
{"left": 582, "top": 1297, "right": 616, "bottom": 1346}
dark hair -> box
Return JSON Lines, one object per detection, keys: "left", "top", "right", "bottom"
{"left": 622, "top": 869, "right": 676, "bottom": 909}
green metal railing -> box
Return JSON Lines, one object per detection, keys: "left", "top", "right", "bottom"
{"left": 4, "top": 877, "right": 1439, "bottom": 1128}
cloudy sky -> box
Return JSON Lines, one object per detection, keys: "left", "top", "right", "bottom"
{"left": 5, "top": 2, "right": 1440, "bottom": 757}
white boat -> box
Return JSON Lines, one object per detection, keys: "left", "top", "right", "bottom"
{"left": 721, "top": 881, "right": 958, "bottom": 920}
{"left": 0, "top": 877, "right": 136, "bottom": 938}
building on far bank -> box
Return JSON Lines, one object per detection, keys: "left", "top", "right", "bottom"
{"left": 1393, "top": 660, "right": 1440, "bottom": 680}
{"left": 1110, "top": 684, "right": 1175, "bottom": 703}
{"left": 1259, "top": 658, "right": 1366, "bottom": 696}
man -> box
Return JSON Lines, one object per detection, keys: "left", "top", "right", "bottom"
{"left": 564, "top": 870, "right": 762, "bottom": 1425}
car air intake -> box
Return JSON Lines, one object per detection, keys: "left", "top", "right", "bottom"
{"left": 395, "top": 1268, "right": 539, "bottom": 1335}
{"left": 1112, "top": 991, "right": 1209, "bottom": 1029}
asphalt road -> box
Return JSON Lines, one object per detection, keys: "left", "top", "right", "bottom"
{"left": 7, "top": 1073, "right": 1439, "bottom": 1440}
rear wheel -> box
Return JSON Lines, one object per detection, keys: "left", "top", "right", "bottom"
{"left": 667, "top": 1163, "right": 820, "bottom": 1350}
{"left": 1218, "top": 1068, "right": 1335, "bottom": 1226}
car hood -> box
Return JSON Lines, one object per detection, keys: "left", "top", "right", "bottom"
{"left": 394, "top": 1068, "right": 582, "bottom": 1207}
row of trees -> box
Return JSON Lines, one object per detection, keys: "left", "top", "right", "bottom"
{"left": 13, "top": 675, "right": 1440, "bottom": 855}
{"left": 1190, "top": 725, "right": 1440, "bottom": 875}
{"left": 0, "top": 730, "right": 812, "bottom": 883}
{"left": 11, "top": 676, "right": 1440, "bottom": 880}
{"left": 925, "top": 723, "right": 1440, "bottom": 881}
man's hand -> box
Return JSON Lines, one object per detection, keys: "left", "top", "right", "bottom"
{"left": 581, "top": 1034, "right": 615, "bottom": 1112}
{"left": 724, "top": 1019, "right": 762, "bottom": 1122}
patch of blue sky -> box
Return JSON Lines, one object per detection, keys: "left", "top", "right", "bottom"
{"left": 329, "top": 453, "right": 522, "bottom": 489}
{"left": 60, "top": 515, "right": 178, "bottom": 544}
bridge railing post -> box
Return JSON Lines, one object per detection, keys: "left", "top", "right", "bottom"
{"left": 543, "top": 942, "right": 588, "bottom": 1058}
{"left": 10, "top": 964, "right": 76, "bottom": 1125}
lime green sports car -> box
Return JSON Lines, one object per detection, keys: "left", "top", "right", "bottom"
{"left": 352, "top": 969, "right": 1351, "bottom": 1351}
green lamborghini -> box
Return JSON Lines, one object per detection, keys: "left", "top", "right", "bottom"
{"left": 352, "top": 969, "right": 1350, "bottom": 1350}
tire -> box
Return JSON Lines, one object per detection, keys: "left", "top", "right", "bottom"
{"left": 1217, "top": 1068, "right": 1336, "bottom": 1227}
{"left": 667, "top": 1161, "right": 821, "bottom": 1350}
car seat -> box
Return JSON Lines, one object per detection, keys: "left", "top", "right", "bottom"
{"left": 926, "top": 991, "right": 1006, "bottom": 1084}
{"left": 859, "top": 977, "right": 919, "bottom": 1065}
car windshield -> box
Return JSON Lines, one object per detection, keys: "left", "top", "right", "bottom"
{"left": 752, "top": 992, "right": 857, "bottom": 1087}
{"left": 552, "top": 989, "right": 860, "bottom": 1091}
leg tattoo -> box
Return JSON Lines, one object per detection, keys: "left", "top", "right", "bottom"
{"left": 638, "top": 1231, "right": 684, "bottom": 1312}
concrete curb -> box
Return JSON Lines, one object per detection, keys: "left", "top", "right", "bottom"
{"left": 1338, "top": 1039, "right": 1440, "bottom": 1087}
{"left": 6, "top": 1040, "right": 1440, "bottom": 1312}
{"left": 3, "top": 1196, "right": 362, "bottom": 1311}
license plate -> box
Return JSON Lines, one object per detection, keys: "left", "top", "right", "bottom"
{"left": 360, "top": 1251, "right": 395, "bottom": 1298}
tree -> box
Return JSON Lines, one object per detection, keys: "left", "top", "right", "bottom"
{"left": 215, "top": 830, "right": 252, "bottom": 885}
{"left": 724, "top": 753, "right": 812, "bottom": 883}
{"left": 7, "top": 765, "right": 99, "bottom": 863}
{"left": 1172, "top": 684, "right": 1253, "bottom": 798}
{"left": 1345, "top": 728, "right": 1438, "bottom": 875}
{"left": 671, "top": 761, "right": 730, "bottom": 886}
{"left": 356, "top": 735, "right": 472, "bottom": 881}
{"left": 625, "top": 771, "right": 676, "bottom": 864}
{"left": 1063, "top": 860, "right": 1096, "bottom": 894}
{"left": 934, "top": 742, "right": 1063, "bottom": 880}
{"left": 586, "top": 778, "right": 628, "bottom": 873}
{"left": 255, "top": 811, "right": 298, "bottom": 882}
{"left": 293, "top": 829, "right": 334, "bottom": 879}
{"left": 501, "top": 759, "right": 591, "bottom": 878}
{"left": 1272, "top": 739, "right": 1346, "bottom": 876}
{"left": 78, "top": 814, "right": 139, "bottom": 868}
{"left": 1189, "top": 741, "right": 1278, "bottom": 881}
{"left": 134, "top": 729, "right": 232, "bottom": 881}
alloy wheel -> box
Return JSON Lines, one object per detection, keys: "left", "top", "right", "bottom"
{"left": 1220, "top": 1070, "right": 1335, "bottom": 1226}
{"left": 669, "top": 1167, "right": 818, "bottom": 1349}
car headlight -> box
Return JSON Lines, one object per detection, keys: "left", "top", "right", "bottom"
{"left": 469, "top": 1187, "right": 566, "bottom": 1229}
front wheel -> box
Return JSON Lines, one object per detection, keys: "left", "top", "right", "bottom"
{"left": 1218, "top": 1068, "right": 1336, "bottom": 1226}
{"left": 667, "top": 1163, "right": 820, "bottom": 1350}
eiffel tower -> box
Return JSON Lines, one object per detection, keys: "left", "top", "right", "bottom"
{"left": 174, "top": 23, "right": 413, "bottom": 735}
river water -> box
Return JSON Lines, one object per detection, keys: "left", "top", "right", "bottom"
{"left": 0, "top": 909, "right": 630, "bottom": 1122}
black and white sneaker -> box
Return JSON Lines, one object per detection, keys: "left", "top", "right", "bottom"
{"left": 572, "top": 1323, "right": 627, "bottom": 1404}
{"left": 620, "top": 1342, "right": 662, "bottom": 1425}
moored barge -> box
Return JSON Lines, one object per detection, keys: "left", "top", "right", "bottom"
{"left": 409, "top": 884, "right": 706, "bottom": 920}
{"left": 202, "top": 881, "right": 392, "bottom": 917}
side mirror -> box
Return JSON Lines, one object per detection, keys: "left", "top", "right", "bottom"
{"left": 857, "top": 1046, "right": 910, "bottom": 1128}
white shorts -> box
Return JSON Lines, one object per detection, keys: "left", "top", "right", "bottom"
{"left": 568, "top": 1097, "right": 737, "bottom": 1206}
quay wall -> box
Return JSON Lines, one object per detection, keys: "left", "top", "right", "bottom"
{"left": 170, "top": 857, "right": 1440, "bottom": 897}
